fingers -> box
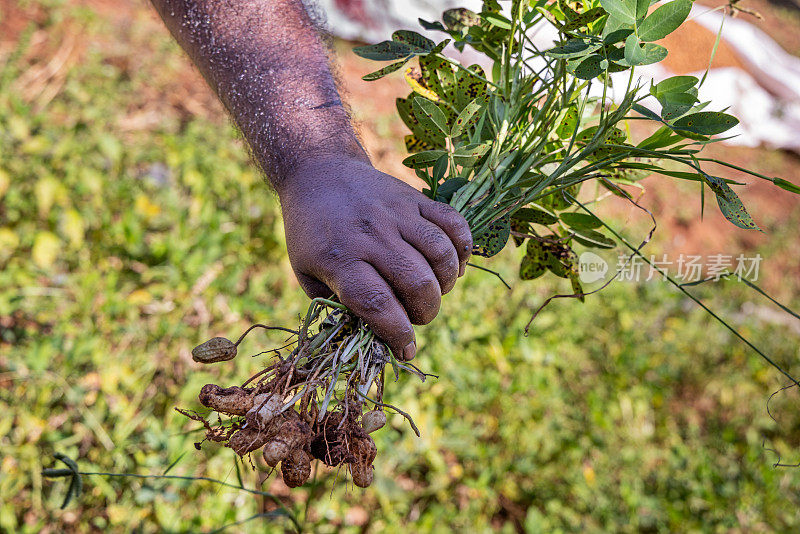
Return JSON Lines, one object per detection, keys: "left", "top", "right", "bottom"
{"left": 400, "top": 220, "right": 460, "bottom": 295}
{"left": 295, "top": 271, "right": 334, "bottom": 299}
{"left": 418, "top": 201, "right": 473, "bottom": 276}
{"left": 327, "top": 261, "right": 416, "bottom": 361}
{"left": 363, "top": 240, "right": 442, "bottom": 326}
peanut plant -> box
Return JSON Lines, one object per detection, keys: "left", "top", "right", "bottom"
{"left": 182, "top": 0, "right": 800, "bottom": 488}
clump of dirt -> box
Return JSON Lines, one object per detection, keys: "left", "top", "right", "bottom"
{"left": 178, "top": 299, "right": 427, "bottom": 488}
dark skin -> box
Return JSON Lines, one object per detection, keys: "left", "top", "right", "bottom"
{"left": 150, "top": 0, "right": 472, "bottom": 361}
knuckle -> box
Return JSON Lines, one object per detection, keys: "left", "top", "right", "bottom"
{"left": 431, "top": 242, "right": 458, "bottom": 270}
{"left": 358, "top": 289, "right": 394, "bottom": 317}
{"left": 438, "top": 203, "right": 463, "bottom": 224}
{"left": 321, "top": 244, "right": 350, "bottom": 265}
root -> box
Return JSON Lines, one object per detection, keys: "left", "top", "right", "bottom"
{"left": 178, "top": 300, "right": 430, "bottom": 488}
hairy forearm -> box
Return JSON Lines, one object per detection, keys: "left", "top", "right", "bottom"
{"left": 150, "top": 0, "right": 368, "bottom": 189}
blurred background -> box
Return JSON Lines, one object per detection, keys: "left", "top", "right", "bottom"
{"left": 1, "top": 0, "right": 800, "bottom": 532}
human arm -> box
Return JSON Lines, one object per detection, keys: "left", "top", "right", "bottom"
{"left": 150, "top": 0, "right": 472, "bottom": 360}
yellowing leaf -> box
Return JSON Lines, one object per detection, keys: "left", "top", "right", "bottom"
{"left": 135, "top": 193, "right": 161, "bottom": 219}
{"left": 8, "top": 115, "right": 29, "bottom": 140}
{"left": 583, "top": 465, "right": 596, "bottom": 485}
{"left": 0, "top": 227, "right": 20, "bottom": 258}
{"left": 35, "top": 177, "right": 66, "bottom": 218}
{"left": 127, "top": 289, "right": 152, "bottom": 305}
{"left": 405, "top": 68, "right": 440, "bottom": 102}
{"left": 62, "top": 209, "right": 85, "bottom": 248}
{"left": 32, "top": 231, "right": 61, "bottom": 269}
{"left": 0, "top": 169, "right": 9, "bottom": 199}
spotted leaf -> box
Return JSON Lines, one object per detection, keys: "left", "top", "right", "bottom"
{"left": 391, "top": 30, "right": 436, "bottom": 53}
{"left": 353, "top": 41, "right": 414, "bottom": 61}
{"left": 512, "top": 207, "right": 559, "bottom": 225}
{"left": 402, "top": 150, "right": 448, "bottom": 169}
{"left": 396, "top": 96, "right": 445, "bottom": 148}
{"left": 473, "top": 216, "right": 511, "bottom": 257}
{"left": 705, "top": 175, "right": 760, "bottom": 230}
{"left": 672, "top": 112, "right": 739, "bottom": 136}
{"left": 450, "top": 99, "right": 484, "bottom": 137}
{"left": 455, "top": 65, "right": 488, "bottom": 110}
{"left": 413, "top": 97, "right": 450, "bottom": 136}
{"left": 443, "top": 8, "right": 481, "bottom": 32}
{"left": 404, "top": 134, "right": 436, "bottom": 153}
{"left": 362, "top": 57, "right": 411, "bottom": 81}
{"left": 520, "top": 253, "right": 547, "bottom": 280}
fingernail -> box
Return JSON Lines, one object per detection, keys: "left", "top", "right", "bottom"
{"left": 402, "top": 341, "right": 416, "bottom": 361}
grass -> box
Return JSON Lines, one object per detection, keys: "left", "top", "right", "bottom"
{"left": 1, "top": 1, "right": 800, "bottom": 532}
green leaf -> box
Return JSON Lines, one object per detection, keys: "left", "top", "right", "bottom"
{"left": 419, "top": 54, "right": 456, "bottom": 102}
{"left": 450, "top": 99, "right": 483, "bottom": 137}
{"left": 652, "top": 75, "right": 698, "bottom": 97}
{"left": 600, "top": 0, "right": 637, "bottom": 24}
{"left": 473, "top": 216, "right": 511, "bottom": 257}
{"left": 545, "top": 39, "right": 601, "bottom": 59}
{"left": 432, "top": 154, "right": 449, "bottom": 183}
{"left": 452, "top": 142, "right": 491, "bottom": 166}
{"left": 632, "top": 103, "right": 663, "bottom": 122}
{"left": 705, "top": 175, "right": 760, "bottom": 230}
{"left": 568, "top": 54, "right": 607, "bottom": 80}
{"left": 482, "top": 12, "right": 513, "bottom": 29}
{"left": 402, "top": 150, "right": 448, "bottom": 168}
{"left": 353, "top": 40, "right": 413, "bottom": 61}
{"left": 571, "top": 228, "right": 617, "bottom": 249}
{"left": 362, "top": 57, "right": 411, "bottom": 81}
{"left": 512, "top": 207, "right": 559, "bottom": 225}
{"left": 604, "top": 27, "right": 635, "bottom": 45}
{"left": 775, "top": 177, "right": 800, "bottom": 195}
{"left": 419, "top": 18, "right": 446, "bottom": 31}
{"left": 603, "top": 14, "right": 635, "bottom": 42}
{"left": 636, "top": 0, "right": 651, "bottom": 21}
{"left": 640, "top": 43, "right": 668, "bottom": 64}
{"left": 638, "top": 0, "right": 692, "bottom": 42}
{"left": 622, "top": 35, "right": 667, "bottom": 66}
{"left": 560, "top": 212, "right": 602, "bottom": 229}
{"left": 391, "top": 30, "right": 436, "bottom": 53}
{"left": 435, "top": 177, "right": 468, "bottom": 202}
{"left": 672, "top": 111, "right": 739, "bottom": 135}
{"left": 659, "top": 90, "right": 698, "bottom": 120}
{"left": 624, "top": 34, "right": 646, "bottom": 65}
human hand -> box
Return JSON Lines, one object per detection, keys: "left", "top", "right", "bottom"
{"left": 277, "top": 155, "right": 472, "bottom": 361}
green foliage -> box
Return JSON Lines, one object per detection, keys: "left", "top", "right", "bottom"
{"left": 3, "top": 2, "right": 800, "bottom": 533}
{"left": 355, "top": 0, "right": 794, "bottom": 299}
